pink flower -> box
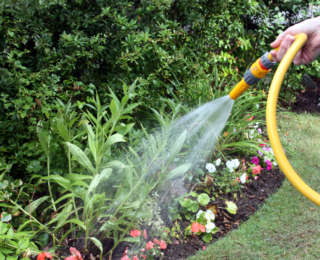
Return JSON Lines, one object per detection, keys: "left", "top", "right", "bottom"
{"left": 153, "top": 238, "right": 160, "bottom": 245}
{"left": 191, "top": 222, "right": 206, "bottom": 233}
{"left": 143, "top": 229, "right": 148, "bottom": 239}
{"left": 146, "top": 241, "right": 154, "bottom": 250}
{"left": 133, "top": 256, "right": 139, "bottom": 260}
{"left": 153, "top": 238, "right": 168, "bottom": 249}
{"left": 202, "top": 246, "right": 206, "bottom": 251}
{"left": 64, "top": 248, "right": 83, "bottom": 260}
{"left": 120, "top": 256, "right": 130, "bottom": 260}
{"left": 265, "top": 160, "right": 272, "bottom": 171}
{"left": 251, "top": 156, "right": 260, "bottom": 166}
{"left": 259, "top": 143, "right": 266, "bottom": 147}
{"left": 37, "top": 252, "right": 53, "bottom": 260}
{"left": 159, "top": 240, "right": 167, "bottom": 250}
{"left": 130, "top": 229, "right": 141, "bottom": 237}
{"left": 141, "top": 255, "right": 146, "bottom": 260}
{"left": 252, "top": 165, "right": 262, "bottom": 175}
{"left": 263, "top": 146, "right": 271, "bottom": 152}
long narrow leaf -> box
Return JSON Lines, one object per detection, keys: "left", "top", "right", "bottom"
{"left": 167, "top": 163, "right": 191, "bottom": 180}
{"left": 24, "top": 196, "right": 49, "bottom": 214}
{"left": 66, "top": 142, "right": 95, "bottom": 174}
{"left": 168, "top": 130, "right": 187, "bottom": 159}
{"left": 90, "top": 237, "right": 103, "bottom": 255}
{"left": 86, "top": 123, "right": 97, "bottom": 162}
{"left": 87, "top": 168, "right": 112, "bottom": 195}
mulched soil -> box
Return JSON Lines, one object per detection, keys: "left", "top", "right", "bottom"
{"left": 162, "top": 169, "right": 285, "bottom": 260}
{"left": 292, "top": 75, "right": 320, "bottom": 113}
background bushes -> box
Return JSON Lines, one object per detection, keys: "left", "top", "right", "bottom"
{"left": 0, "top": 0, "right": 317, "bottom": 174}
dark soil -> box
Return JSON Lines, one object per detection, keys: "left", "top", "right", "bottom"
{"left": 162, "top": 169, "right": 285, "bottom": 260}
{"left": 291, "top": 74, "right": 320, "bottom": 113}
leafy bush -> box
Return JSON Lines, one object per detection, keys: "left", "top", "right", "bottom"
{"left": 2, "top": 0, "right": 315, "bottom": 171}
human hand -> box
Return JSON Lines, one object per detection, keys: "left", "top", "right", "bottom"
{"left": 270, "top": 17, "right": 320, "bottom": 65}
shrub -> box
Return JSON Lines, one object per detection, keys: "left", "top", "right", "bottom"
{"left": 2, "top": 0, "right": 314, "bottom": 171}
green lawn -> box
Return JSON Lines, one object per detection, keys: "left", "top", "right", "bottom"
{"left": 189, "top": 111, "right": 320, "bottom": 260}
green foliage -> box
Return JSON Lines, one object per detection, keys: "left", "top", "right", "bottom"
{"left": 1, "top": 0, "right": 318, "bottom": 258}
{"left": 0, "top": 222, "right": 38, "bottom": 259}
{"left": 225, "top": 201, "right": 238, "bottom": 215}
{"left": 1, "top": 0, "right": 314, "bottom": 171}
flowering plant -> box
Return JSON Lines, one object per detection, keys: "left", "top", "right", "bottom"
{"left": 248, "top": 143, "right": 277, "bottom": 179}
{"left": 120, "top": 228, "right": 169, "bottom": 260}
{"left": 187, "top": 208, "right": 219, "bottom": 243}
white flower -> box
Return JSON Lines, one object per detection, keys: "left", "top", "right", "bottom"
{"left": 205, "top": 221, "right": 216, "bottom": 233}
{"left": 226, "top": 159, "right": 240, "bottom": 172}
{"left": 256, "top": 104, "right": 260, "bottom": 109}
{"left": 206, "top": 163, "right": 216, "bottom": 173}
{"left": 215, "top": 158, "right": 221, "bottom": 166}
{"left": 240, "top": 173, "right": 247, "bottom": 184}
{"left": 196, "top": 210, "right": 204, "bottom": 219}
{"left": 249, "top": 129, "right": 255, "bottom": 139}
{"left": 204, "top": 210, "right": 215, "bottom": 221}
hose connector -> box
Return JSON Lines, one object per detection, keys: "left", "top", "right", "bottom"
{"left": 229, "top": 53, "right": 274, "bottom": 100}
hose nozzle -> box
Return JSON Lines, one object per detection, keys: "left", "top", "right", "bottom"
{"left": 229, "top": 52, "right": 276, "bottom": 100}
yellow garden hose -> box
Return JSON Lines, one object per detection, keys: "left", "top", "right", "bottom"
{"left": 230, "top": 33, "right": 320, "bottom": 206}
{"left": 266, "top": 33, "right": 320, "bottom": 206}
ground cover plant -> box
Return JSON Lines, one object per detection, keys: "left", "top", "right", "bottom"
{"left": 1, "top": 0, "right": 319, "bottom": 259}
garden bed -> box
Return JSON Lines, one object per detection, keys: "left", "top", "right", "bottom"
{"left": 109, "top": 168, "right": 284, "bottom": 260}
{"left": 162, "top": 168, "right": 284, "bottom": 260}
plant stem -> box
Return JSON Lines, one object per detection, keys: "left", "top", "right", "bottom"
{"left": 67, "top": 146, "right": 79, "bottom": 220}
{"left": 10, "top": 199, "right": 58, "bottom": 246}
{"left": 47, "top": 155, "right": 57, "bottom": 212}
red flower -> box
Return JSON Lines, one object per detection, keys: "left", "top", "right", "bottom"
{"left": 37, "top": 252, "right": 53, "bottom": 260}
{"left": 146, "top": 241, "right": 154, "bottom": 250}
{"left": 64, "top": 247, "right": 83, "bottom": 260}
{"left": 143, "top": 229, "right": 148, "bottom": 239}
{"left": 252, "top": 165, "right": 262, "bottom": 175}
{"left": 159, "top": 240, "right": 167, "bottom": 250}
{"left": 130, "top": 229, "right": 141, "bottom": 237}
{"left": 191, "top": 222, "right": 206, "bottom": 233}
{"left": 247, "top": 116, "right": 254, "bottom": 121}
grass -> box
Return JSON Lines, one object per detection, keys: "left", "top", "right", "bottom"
{"left": 189, "top": 111, "right": 320, "bottom": 260}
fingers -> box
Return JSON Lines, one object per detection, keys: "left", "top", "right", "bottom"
{"left": 272, "top": 34, "right": 295, "bottom": 62}
{"left": 270, "top": 33, "right": 285, "bottom": 48}
{"left": 293, "top": 50, "right": 304, "bottom": 65}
